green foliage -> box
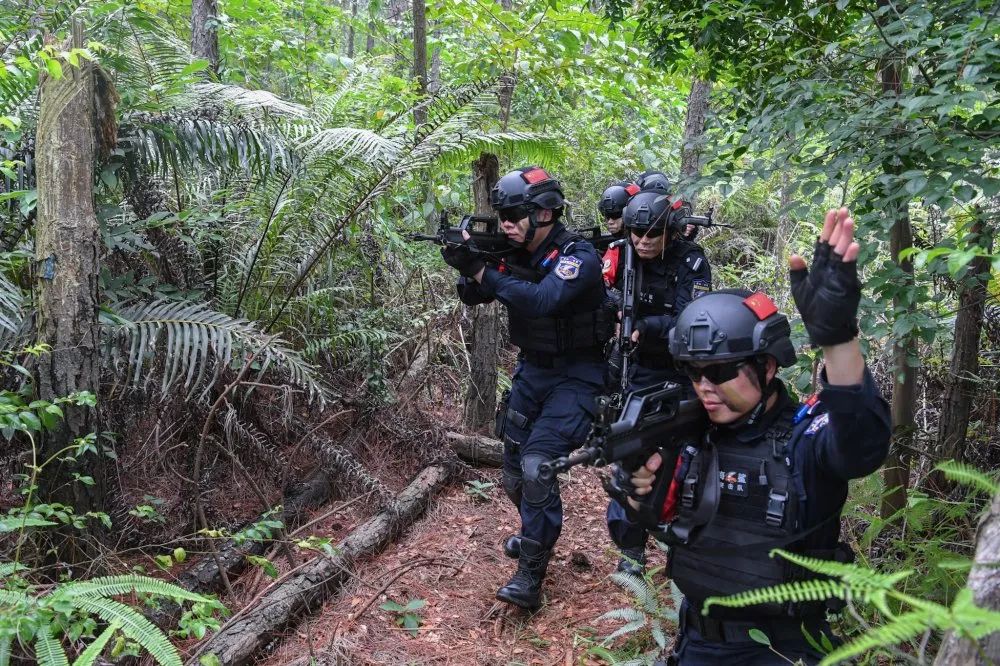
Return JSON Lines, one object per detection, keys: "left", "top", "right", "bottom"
{"left": 463, "top": 479, "right": 495, "bottom": 502}
{"left": 0, "top": 572, "right": 224, "bottom": 666}
{"left": 379, "top": 597, "right": 427, "bottom": 637}
{"left": 591, "top": 562, "right": 684, "bottom": 665}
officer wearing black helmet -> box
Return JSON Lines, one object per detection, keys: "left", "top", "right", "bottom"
{"left": 442, "top": 166, "right": 613, "bottom": 610}
{"left": 620, "top": 209, "right": 890, "bottom": 664}
{"left": 604, "top": 182, "right": 712, "bottom": 577}
{"left": 597, "top": 181, "right": 640, "bottom": 286}
{"left": 636, "top": 170, "right": 699, "bottom": 241}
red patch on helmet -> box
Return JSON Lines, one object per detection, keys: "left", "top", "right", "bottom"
{"left": 672, "top": 198, "right": 685, "bottom": 210}
{"left": 743, "top": 292, "right": 778, "bottom": 320}
{"left": 624, "top": 183, "right": 640, "bottom": 196}
{"left": 521, "top": 167, "right": 550, "bottom": 184}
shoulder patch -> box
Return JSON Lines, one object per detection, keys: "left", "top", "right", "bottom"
{"left": 804, "top": 412, "right": 830, "bottom": 436}
{"left": 554, "top": 255, "right": 583, "bottom": 280}
{"left": 692, "top": 279, "right": 711, "bottom": 299}
{"left": 686, "top": 255, "right": 704, "bottom": 271}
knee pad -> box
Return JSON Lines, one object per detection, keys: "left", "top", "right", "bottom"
{"left": 521, "top": 453, "right": 559, "bottom": 508}
{"left": 502, "top": 469, "right": 523, "bottom": 506}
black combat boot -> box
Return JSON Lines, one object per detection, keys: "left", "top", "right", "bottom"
{"left": 496, "top": 536, "right": 550, "bottom": 610}
{"left": 503, "top": 534, "right": 521, "bottom": 559}
{"left": 615, "top": 545, "right": 646, "bottom": 577}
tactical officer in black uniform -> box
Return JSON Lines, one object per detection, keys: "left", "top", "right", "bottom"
{"left": 597, "top": 181, "right": 639, "bottom": 285}
{"left": 604, "top": 186, "right": 712, "bottom": 576}
{"left": 636, "top": 170, "right": 699, "bottom": 242}
{"left": 619, "top": 209, "right": 890, "bottom": 664}
{"left": 443, "top": 166, "right": 613, "bottom": 610}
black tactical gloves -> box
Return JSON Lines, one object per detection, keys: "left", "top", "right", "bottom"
{"left": 789, "top": 238, "right": 861, "bottom": 347}
{"left": 441, "top": 242, "right": 485, "bottom": 278}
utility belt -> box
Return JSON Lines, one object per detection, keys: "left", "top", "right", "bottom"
{"left": 519, "top": 348, "right": 604, "bottom": 369}
{"left": 682, "top": 602, "right": 826, "bottom": 644}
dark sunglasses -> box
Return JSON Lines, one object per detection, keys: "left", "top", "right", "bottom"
{"left": 679, "top": 360, "right": 748, "bottom": 385}
{"left": 628, "top": 226, "right": 665, "bottom": 238}
{"left": 499, "top": 206, "right": 530, "bottom": 223}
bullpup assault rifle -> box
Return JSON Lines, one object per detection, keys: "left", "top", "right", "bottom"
{"left": 539, "top": 382, "right": 707, "bottom": 529}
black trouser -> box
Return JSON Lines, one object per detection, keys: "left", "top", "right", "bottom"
{"left": 669, "top": 600, "right": 833, "bottom": 665}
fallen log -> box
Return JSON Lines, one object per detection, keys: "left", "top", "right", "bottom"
{"left": 178, "top": 467, "right": 335, "bottom": 593}
{"left": 188, "top": 463, "right": 452, "bottom": 666}
{"left": 446, "top": 431, "right": 503, "bottom": 467}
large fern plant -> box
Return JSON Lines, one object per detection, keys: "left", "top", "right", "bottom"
{"left": 0, "top": 573, "right": 222, "bottom": 666}
{"left": 703, "top": 461, "right": 1000, "bottom": 665}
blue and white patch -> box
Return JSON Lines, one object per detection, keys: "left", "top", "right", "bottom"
{"left": 804, "top": 412, "right": 830, "bottom": 436}
{"left": 554, "top": 255, "right": 583, "bottom": 280}
{"left": 692, "top": 279, "right": 711, "bottom": 299}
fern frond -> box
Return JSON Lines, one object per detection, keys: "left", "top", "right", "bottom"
{"left": 773, "top": 549, "right": 914, "bottom": 590}
{"left": 63, "top": 574, "right": 211, "bottom": 604}
{"left": 0, "top": 635, "right": 10, "bottom": 666}
{"left": 34, "top": 630, "right": 69, "bottom": 666}
{"left": 110, "top": 299, "right": 329, "bottom": 405}
{"left": 819, "top": 611, "right": 930, "bottom": 666}
{"left": 0, "top": 269, "right": 23, "bottom": 336}
{"left": 70, "top": 597, "right": 181, "bottom": 666}
{"left": 0, "top": 562, "right": 26, "bottom": 578}
{"left": 222, "top": 405, "right": 282, "bottom": 468}
{"left": 189, "top": 83, "right": 309, "bottom": 119}
{"left": 72, "top": 622, "right": 119, "bottom": 666}
{"left": 609, "top": 571, "right": 658, "bottom": 611}
{"left": 704, "top": 579, "right": 847, "bottom": 612}
{"left": 950, "top": 588, "right": 1000, "bottom": 640}
{"left": 297, "top": 128, "right": 400, "bottom": 168}
{"left": 934, "top": 460, "right": 999, "bottom": 496}
{"left": 0, "top": 589, "right": 31, "bottom": 606}
{"left": 597, "top": 607, "right": 645, "bottom": 624}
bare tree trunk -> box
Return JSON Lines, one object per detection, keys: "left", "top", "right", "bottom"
{"left": 926, "top": 219, "right": 992, "bottom": 492}
{"left": 463, "top": 153, "right": 501, "bottom": 431}
{"left": 346, "top": 0, "right": 357, "bottom": 58}
{"left": 679, "top": 77, "right": 711, "bottom": 207}
{"left": 365, "top": 17, "right": 376, "bottom": 53}
{"left": 412, "top": 0, "right": 427, "bottom": 127}
{"left": 934, "top": 489, "right": 1000, "bottom": 664}
{"left": 191, "top": 0, "right": 220, "bottom": 74}
{"left": 877, "top": 23, "right": 916, "bottom": 518}
{"left": 34, "top": 25, "right": 112, "bottom": 562}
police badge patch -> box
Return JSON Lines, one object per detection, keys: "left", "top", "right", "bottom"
{"left": 805, "top": 412, "right": 830, "bottom": 436}
{"left": 554, "top": 255, "right": 583, "bottom": 280}
{"left": 692, "top": 279, "right": 711, "bottom": 299}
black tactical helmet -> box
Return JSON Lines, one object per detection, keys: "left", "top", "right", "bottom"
{"left": 668, "top": 289, "right": 796, "bottom": 367}
{"left": 490, "top": 166, "right": 565, "bottom": 212}
{"left": 636, "top": 170, "right": 672, "bottom": 194}
{"left": 598, "top": 181, "right": 640, "bottom": 219}
{"left": 622, "top": 190, "right": 681, "bottom": 233}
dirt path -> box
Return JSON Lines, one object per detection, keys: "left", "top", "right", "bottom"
{"left": 261, "top": 465, "right": 669, "bottom": 665}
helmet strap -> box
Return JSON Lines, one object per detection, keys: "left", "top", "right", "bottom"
{"left": 744, "top": 357, "right": 774, "bottom": 426}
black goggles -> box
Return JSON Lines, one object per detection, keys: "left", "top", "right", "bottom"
{"left": 679, "top": 360, "right": 748, "bottom": 385}
{"left": 628, "top": 226, "right": 665, "bottom": 238}
{"left": 498, "top": 206, "right": 530, "bottom": 223}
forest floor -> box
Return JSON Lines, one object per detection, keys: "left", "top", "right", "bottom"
{"left": 255, "top": 464, "right": 670, "bottom": 666}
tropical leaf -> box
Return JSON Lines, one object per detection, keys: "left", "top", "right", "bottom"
{"left": 934, "top": 460, "right": 1000, "bottom": 496}
{"left": 70, "top": 597, "right": 181, "bottom": 666}
{"left": 63, "top": 574, "right": 212, "bottom": 604}
{"left": 110, "top": 299, "right": 329, "bottom": 405}
{"left": 72, "top": 622, "right": 119, "bottom": 666}
{"left": 33, "top": 630, "right": 69, "bottom": 666}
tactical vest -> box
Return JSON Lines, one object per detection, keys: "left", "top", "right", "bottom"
{"left": 666, "top": 405, "right": 845, "bottom": 620}
{"left": 506, "top": 228, "right": 615, "bottom": 355}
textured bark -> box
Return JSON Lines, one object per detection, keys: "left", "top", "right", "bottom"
{"left": 463, "top": 153, "right": 501, "bottom": 430}
{"left": 412, "top": 0, "right": 428, "bottom": 127}
{"left": 188, "top": 465, "right": 451, "bottom": 666}
{"left": 679, "top": 78, "right": 712, "bottom": 206}
{"left": 191, "top": 0, "right": 220, "bottom": 74}
{"left": 446, "top": 431, "right": 503, "bottom": 467}
{"left": 934, "top": 490, "right": 1000, "bottom": 664}
{"left": 878, "top": 32, "right": 916, "bottom": 519}
{"left": 34, "top": 37, "right": 109, "bottom": 562}
{"left": 365, "top": 18, "right": 376, "bottom": 53}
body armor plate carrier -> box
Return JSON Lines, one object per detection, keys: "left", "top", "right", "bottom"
{"left": 507, "top": 228, "right": 615, "bottom": 355}
{"left": 666, "top": 404, "right": 849, "bottom": 620}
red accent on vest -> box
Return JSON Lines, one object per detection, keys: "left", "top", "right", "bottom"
{"left": 602, "top": 244, "right": 621, "bottom": 287}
